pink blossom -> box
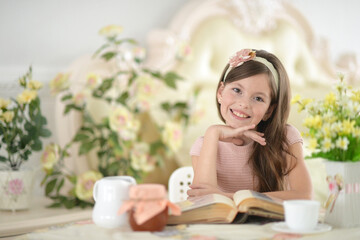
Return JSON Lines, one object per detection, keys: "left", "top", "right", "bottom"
{"left": 228, "top": 49, "right": 256, "bottom": 68}
{"left": 7, "top": 179, "right": 24, "bottom": 195}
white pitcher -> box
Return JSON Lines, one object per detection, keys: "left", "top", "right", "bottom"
{"left": 92, "top": 176, "right": 136, "bottom": 228}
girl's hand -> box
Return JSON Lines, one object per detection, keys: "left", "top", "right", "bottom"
{"left": 187, "top": 183, "right": 224, "bottom": 197}
{"left": 187, "top": 183, "right": 234, "bottom": 199}
{"left": 210, "top": 124, "right": 266, "bottom": 146}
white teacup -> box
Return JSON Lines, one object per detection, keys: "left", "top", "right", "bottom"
{"left": 92, "top": 176, "right": 136, "bottom": 228}
{"left": 284, "top": 200, "right": 320, "bottom": 231}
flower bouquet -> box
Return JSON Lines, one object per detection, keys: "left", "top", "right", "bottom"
{"left": 41, "top": 25, "right": 199, "bottom": 208}
{"left": 292, "top": 74, "right": 360, "bottom": 227}
{"left": 0, "top": 67, "right": 51, "bottom": 210}
{"left": 292, "top": 74, "right": 360, "bottom": 162}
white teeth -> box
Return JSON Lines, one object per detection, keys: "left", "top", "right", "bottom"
{"left": 233, "top": 111, "right": 248, "bottom": 118}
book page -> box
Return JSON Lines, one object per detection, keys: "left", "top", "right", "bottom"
{"left": 233, "top": 190, "right": 283, "bottom": 214}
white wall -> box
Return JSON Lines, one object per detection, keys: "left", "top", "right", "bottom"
{"left": 288, "top": 0, "right": 360, "bottom": 62}
{"left": 0, "top": 0, "right": 188, "bottom": 80}
{"left": 1, "top": 0, "right": 360, "bottom": 80}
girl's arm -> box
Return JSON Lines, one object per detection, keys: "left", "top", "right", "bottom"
{"left": 191, "top": 125, "right": 220, "bottom": 187}
{"left": 264, "top": 142, "right": 313, "bottom": 200}
{"left": 189, "top": 124, "right": 266, "bottom": 198}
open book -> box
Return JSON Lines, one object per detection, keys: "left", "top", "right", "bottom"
{"left": 167, "top": 190, "right": 284, "bottom": 224}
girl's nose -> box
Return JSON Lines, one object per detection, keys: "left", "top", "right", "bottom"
{"left": 238, "top": 98, "right": 250, "bottom": 108}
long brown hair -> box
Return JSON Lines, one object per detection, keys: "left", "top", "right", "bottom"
{"left": 216, "top": 49, "right": 293, "bottom": 192}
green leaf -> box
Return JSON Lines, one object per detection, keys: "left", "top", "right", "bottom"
{"left": 174, "top": 102, "right": 187, "bottom": 109}
{"left": 93, "top": 42, "right": 110, "bottom": 58}
{"left": 106, "top": 161, "right": 121, "bottom": 175}
{"left": 67, "top": 175, "right": 77, "bottom": 184}
{"left": 24, "top": 122, "right": 33, "bottom": 132}
{"left": 0, "top": 156, "right": 7, "bottom": 162}
{"left": 61, "top": 93, "right": 73, "bottom": 101}
{"left": 56, "top": 178, "right": 65, "bottom": 194}
{"left": 101, "top": 52, "right": 116, "bottom": 61}
{"left": 79, "top": 141, "right": 95, "bottom": 155}
{"left": 150, "top": 141, "right": 164, "bottom": 155}
{"left": 116, "top": 92, "right": 129, "bottom": 105}
{"left": 48, "top": 202, "right": 63, "bottom": 208}
{"left": 63, "top": 199, "right": 77, "bottom": 209}
{"left": 80, "top": 127, "right": 94, "bottom": 134}
{"left": 73, "top": 133, "right": 89, "bottom": 142}
{"left": 31, "top": 139, "right": 42, "bottom": 151}
{"left": 40, "top": 128, "right": 52, "bottom": 138}
{"left": 161, "top": 103, "right": 171, "bottom": 111}
{"left": 45, "top": 178, "right": 57, "bottom": 196}
{"left": 163, "top": 72, "right": 183, "bottom": 89}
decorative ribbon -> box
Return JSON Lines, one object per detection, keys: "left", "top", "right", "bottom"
{"left": 325, "top": 173, "right": 360, "bottom": 213}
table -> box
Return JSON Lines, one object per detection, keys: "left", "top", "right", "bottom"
{"left": 8, "top": 221, "right": 360, "bottom": 240}
{"left": 0, "top": 197, "right": 92, "bottom": 238}
{"left": 1, "top": 198, "right": 360, "bottom": 240}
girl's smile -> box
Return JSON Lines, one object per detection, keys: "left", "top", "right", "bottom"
{"left": 217, "top": 73, "right": 273, "bottom": 129}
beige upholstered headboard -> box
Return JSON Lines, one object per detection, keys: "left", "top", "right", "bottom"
{"left": 145, "top": 0, "right": 358, "bottom": 166}
{"left": 56, "top": 0, "right": 359, "bottom": 201}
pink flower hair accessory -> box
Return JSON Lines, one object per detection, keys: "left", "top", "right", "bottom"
{"left": 224, "top": 49, "right": 279, "bottom": 94}
{"left": 228, "top": 49, "right": 256, "bottom": 68}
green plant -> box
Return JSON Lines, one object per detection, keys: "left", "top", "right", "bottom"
{"left": 0, "top": 67, "right": 51, "bottom": 170}
{"left": 41, "top": 25, "right": 200, "bottom": 208}
{"left": 292, "top": 75, "right": 360, "bottom": 161}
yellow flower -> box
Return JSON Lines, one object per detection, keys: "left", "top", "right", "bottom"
{"left": 291, "top": 94, "right": 301, "bottom": 105}
{"left": 86, "top": 73, "right": 100, "bottom": 89}
{"left": 49, "top": 73, "right": 70, "bottom": 95}
{"left": 99, "top": 25, "right": 123, "bottom": 37}
{"left": 17, "top": 89, "right": 37, "bottom": 104}
{"left": 41, "top": 144, "right": 60, "bottom": 173}
{"left": 72, "top": 91, "right": 89, "bottom": 106}
{"left": 340, "top": 119, "right": 355, "bottom": 135}
{"left": 132, "top": 74, "right": 158, "bottom": 111}
{"left": 335, "top": 137, "right": 349, "bottom": 150}
{"left": 132, "top": 47, "right": 146, "bottom": 61}
{"left": 1, "top": 111, "right": 15, "bottom": 123}
{"left": 130, "top": 143, "right": 156, "bottom": 172}
{"left": 321, "top": 123, "right": 332, "bottom": 138}
{"left": 109, "top": 106, "right": 140, "bottom": 140}
{"left": 0, "top": 98, "right": 11, "bottom": 109}
{"left": 324, "top": 92, "right": 336, "bottom": 107}
{"left": 321, "top": 138, "right": 333, "bottom": 152}
{"left": 303, "top": 115, "right": 322, "bottom": 129}
{"left": 353, "top": 127, "right": 360, "bottom": 138}
{"left": 75, "top": 170, "right": 103, "bottom": 201}
{"left": 302, "top": 98, "right": 313, "bottom": 107}
{"left": 162, "top": 121, "right": 183, "bottom": 152}
{"left": 308, "top": 138, "right": 318, "bottom": 151}
{"left": 27, "top": 80, "right": 43, "bottom": 90}
{"left": 351, "top": 90, "right": 360, "bottom": 102}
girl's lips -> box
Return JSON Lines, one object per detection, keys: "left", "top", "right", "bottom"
{"left": 231, "top": 109, "right": 250, "bottom": 118}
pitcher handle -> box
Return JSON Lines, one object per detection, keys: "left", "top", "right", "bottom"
{"left": 93, "top": 180, "right": 100, "bottom": 202}
{"left": 122, "top": 176, "right": 136, "bottom": 185}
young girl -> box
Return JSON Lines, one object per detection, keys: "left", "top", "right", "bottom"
{"left": 187, "top": 49, "right": 313, "bottom": 200}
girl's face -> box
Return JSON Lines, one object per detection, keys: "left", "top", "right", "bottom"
{"left": 217, "top": 73, "right": 274, "bottom": 129}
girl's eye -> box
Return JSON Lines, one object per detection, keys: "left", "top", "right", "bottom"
{"left": 254, "top": 96, "right": 264, "bottom": 102}
{"left": 233, "top": 88, "right": 241, "bottom": 94}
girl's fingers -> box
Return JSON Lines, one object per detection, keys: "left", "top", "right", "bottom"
{"left": 244, "top": 131, "right": 266, "bottom": 145}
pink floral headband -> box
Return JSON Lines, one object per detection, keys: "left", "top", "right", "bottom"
{"left": 224, "top": 49, "right": 279, "bottom": 92}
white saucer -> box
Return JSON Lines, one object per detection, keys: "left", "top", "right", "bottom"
{"left": 271, "top": 222, "right": 332, "bottom": 234}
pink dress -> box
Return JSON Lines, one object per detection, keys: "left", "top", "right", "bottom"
{"left": 190, "top": 124, "right": 303, "bottom": 193}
